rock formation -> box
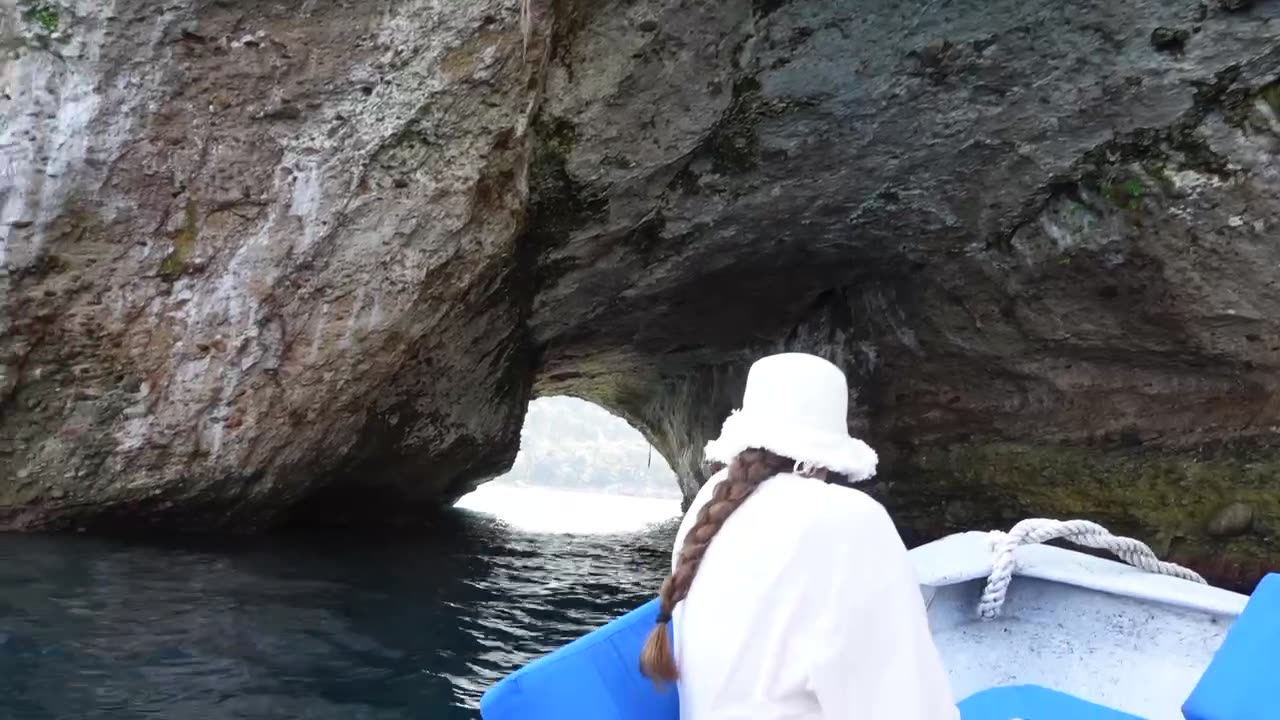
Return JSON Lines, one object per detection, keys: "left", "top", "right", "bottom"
{"left": 2, "top": 0, "right": 546, "bottom": 529}
{"left": 3, "top": 0, "right": 1280, "bottom": 576}
{"left": 529, "top": 0, "right": 1280, "bottom": 581}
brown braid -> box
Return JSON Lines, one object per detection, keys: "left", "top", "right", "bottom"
{"left": 639, "top": 449, "right": 795, "bottom": 683}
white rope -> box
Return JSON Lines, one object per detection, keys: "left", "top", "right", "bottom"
{"left": 977, "top": 518, "right": 1206, "bottom": 620}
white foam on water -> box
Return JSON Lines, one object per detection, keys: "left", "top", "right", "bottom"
{"left": 454, "top": 483, "right": 681, "bottom": 535}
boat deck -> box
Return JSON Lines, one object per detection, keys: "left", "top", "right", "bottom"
{"left": 910, "top": 532, "right": 1248, "bottom": 720}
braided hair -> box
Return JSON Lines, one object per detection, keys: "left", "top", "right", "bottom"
{"left": 639, "top": 449, "right": 796, "bottom": 683}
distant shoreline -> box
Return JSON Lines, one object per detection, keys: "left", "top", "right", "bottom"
{"left": 474, "top": 479, "right": 682, "bottom": 502}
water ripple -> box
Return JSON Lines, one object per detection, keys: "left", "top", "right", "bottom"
{"left": 0, "top": 491, "right": 679, "bottom": 719}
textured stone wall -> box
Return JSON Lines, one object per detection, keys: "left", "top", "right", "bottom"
{"left": 529, "top": 0, "right": 1280, "bottom": 576}
{"left": 4, "top": 0, "right": 1280, "bottom": 577}
{"left": 2, "top": 0, "right": 547, "bottom": 529}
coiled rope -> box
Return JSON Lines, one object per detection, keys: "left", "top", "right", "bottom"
{"left": 977, "top": 518, "right": 1206, "bottom": 620}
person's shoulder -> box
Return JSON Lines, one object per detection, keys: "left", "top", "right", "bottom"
{"left": 803, "top": 482, "right": 902, "bottom": 543}
{"left": 811, "top": 480, "right": 888, "bottom": 515}
{"left": 761, "top": 473, "right": 880, "bottom": 516}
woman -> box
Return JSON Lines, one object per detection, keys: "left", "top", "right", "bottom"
{"left": 640, "top": 352, "right": 959, "bottom": 719}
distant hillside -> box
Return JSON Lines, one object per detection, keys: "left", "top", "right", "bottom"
{"left": 493, "top": 397, "right": 680, "bottom": 498}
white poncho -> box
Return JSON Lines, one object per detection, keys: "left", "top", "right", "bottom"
{"left": 670, "top": 471, "right": 960, "bottom": 720}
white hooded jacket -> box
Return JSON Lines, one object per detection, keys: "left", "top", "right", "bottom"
{"left": 670, "top": 470, "right": 960, "bottom": 720}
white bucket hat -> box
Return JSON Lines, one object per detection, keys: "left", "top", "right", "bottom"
{"left": 703, "top": 353, "right": 878, "bottom": 481}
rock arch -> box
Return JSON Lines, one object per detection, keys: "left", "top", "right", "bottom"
{"left": 3, "top": 0, "right": 1280, "bottom": 582}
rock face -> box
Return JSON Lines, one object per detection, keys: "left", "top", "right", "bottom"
{"left": 2, "top": 0, "right": 548, "bottom": 529}
{"left": 4, "top": 0, "right": 1280, "bottom": 571}
{"left": 529, "top": 0, "right": 1280, "bottom": 577}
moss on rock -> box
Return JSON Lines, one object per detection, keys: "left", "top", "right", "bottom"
{"left": 24, "top": 2, "right": 60, "bottom": 33}
{"left": 1259, "top": 83, "right": 1280, "bottom": 115}
{"left": 888, "top": 440, "right": 1280, "bottom": 588}
{"left": 706, "top": 77, "right": 764, "bottom": 174}
{"left": 158, "top": 200, "right": 198, "bottom": 281}
{"left": 1102, "top": 176, "right": 1146, "bottom": 210}
{"left": 526, "top": 115, "right": 607, "bottom": 247}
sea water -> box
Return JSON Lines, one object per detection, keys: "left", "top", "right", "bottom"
{"left": 0, "top": 485, "right": 680, "bottom": 719}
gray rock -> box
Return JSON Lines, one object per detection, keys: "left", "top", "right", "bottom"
{"left": 1208, "top": 501, "right": 1254, "bottom": 537}
{"left": 528, "top": 0, "right": 1280, "bottom": 571}
{"left": 534, "top": 0, "right": 1280, "bottom": 470}
{"left": 1, "top": 0, "right": 549, "bottom": 529}
{"left": 3, "top": 0, "right": 1280, "bottom": 554}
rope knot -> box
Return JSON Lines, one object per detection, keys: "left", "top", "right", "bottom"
{"left": 975, "top": 518, "right": 1206, "bottom": 621}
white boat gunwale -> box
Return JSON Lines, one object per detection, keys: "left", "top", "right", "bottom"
{"left": 910, "top": 530, "right": 1249, "bottom": 619}
{"left": 908, "top": 525, "right": 1258, "bottom": 720}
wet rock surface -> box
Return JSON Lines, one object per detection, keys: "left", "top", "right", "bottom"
{"left": 2, "top": 0, "right": 546, "bottom": 529}
{"left": 3, "top": 0, "right": 1280, "bottom": 574}
{"left": 527, "top": 0, "right": 1280, "bottom": 574}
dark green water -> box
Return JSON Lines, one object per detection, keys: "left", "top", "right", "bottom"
{"left": 0, "top": 500, "right": 677, "bottom": 719}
